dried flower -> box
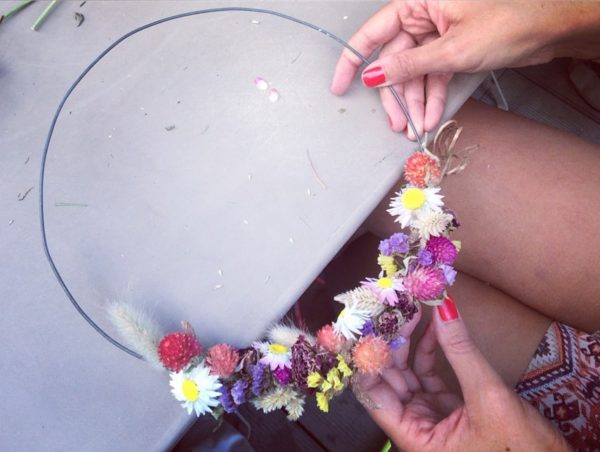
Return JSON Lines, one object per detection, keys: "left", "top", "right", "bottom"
{"left": 250, "top": 363, "right": 269, "bottom": 397}
{"left": 378, "top": 232, "right": 409, "bottom": 256}
{"left": 334, "top": 286, "right": 385, "bottom": 317}
{"left": 291, "top": 337, "right": 318, "bottom": 391}
{"left": 426, "top": 236, "right": 458, "bottom": 264}
{"left": 375, "top": 310, "right": 401, "bottom": 339}
{"left": 273, "top": 367, "right": 292, "bottom": 386}
{"left": 316, "top": 392, "right": 330, "bottom": 413}
{"left": 255, "top": 342, "right": 292, "bottom": 370}
{"left": 360, "top": 320, "right": 375, "bottom": 336}
{"left": 169, "top": 364, "right": 221, "bottom": 416}
{"left": 231, "top": 379, "right": 248, "bottom": 405}
{"left": 106, "top": 300, "right": 164, "bottom": 369}
{"left": 206, "top": 344, "right": 239, "bottom": 378}
{"left": 388, "top": 186, "right": 444, "bottom": 228}
{"left": 404, "top": 152, "right": 442, "bottom": 187}
{"left": 417, "top": 249, "right": 433, "bottom": 266}
{"left": 352, "top": 336, "right": 393, "bottom": 375}
{"left": 404, "top": 266, "right": 447, "bottom": 301}
{"left": 316, "top": 325, "right": 345, "bottom": 354}
{"left": 362, "top": 276, "right": 405, "bottom": 306}
{"left": 158, "top": 332, "right": 202, "bottom": 372}
{"left": 333, "top": 305, "right": 369, "bottom": 340}
{"left": 377, "top": 254, "right": 398, "bottom": 276}
{"left": 412, "top": 211, "right": 454, "bottom": 241}
{"left": 267, "top": 323, "right": 313, "bottom": 347}
{"left": 440, "top": 264, "right": 457, "bottom": 286}
{"left": 285, "top": 396, "right": 305, "bottom": 421}
{"left": 219, "top": 385, "right": 236, "bottom": 413}
{"left": 253, "top": 386, "right": 297, "bottom": 413}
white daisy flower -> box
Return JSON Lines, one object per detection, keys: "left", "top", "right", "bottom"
{"left": 333, "top": 304, "right": 370, "bottom": 340}
{"left": 388, "top": 186, "right": 444, "bottom": 228}
{"left": 255, "top": 341, "right": 292, "bottom": 370}
{"left": 170, "top": 364, "right": 222, "bottom": 416}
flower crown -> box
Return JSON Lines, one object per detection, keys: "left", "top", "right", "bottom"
{"left": 108, "top": 124, "right": 464, "bottom": 420}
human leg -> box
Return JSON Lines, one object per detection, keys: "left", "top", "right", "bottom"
{"left": 368, "top": 99, "right": 600, "bottom": 332}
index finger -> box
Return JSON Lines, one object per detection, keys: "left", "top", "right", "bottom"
{"left": 330, "top": 3, "right": 403, "bottom": 95}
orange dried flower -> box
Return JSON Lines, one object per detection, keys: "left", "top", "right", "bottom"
{"left": 316, "top": 325, "right": 346, "bottom": 354}
{"left": 352, "top": 336, "right": 392, "bottom": 375}
{"left": 404, "top": 153, "right": 441, "bottom": 188}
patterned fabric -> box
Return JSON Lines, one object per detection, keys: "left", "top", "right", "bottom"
{"left": 515, "top": 322, "right": 600, "bottom": 451}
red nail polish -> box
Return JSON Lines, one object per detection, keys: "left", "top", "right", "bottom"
{"left": 386, "top": 114, "right": 393, "bottom": 128}
{"left": 362, "top": 66, "right": 386, "bottom": 87}
{"left": 437, "top": 296, "right": 459, "bottom": 322}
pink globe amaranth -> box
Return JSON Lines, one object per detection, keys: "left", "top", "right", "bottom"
{"left": 426, "top": 236, "right": 458, "bottom": 265}
{"left": 316, "top": 325, "right": 345, "bottom": 354}
{"left": 404, "top": 266, "right": 446, "bottom": 301}
{"left": 206, "top": 343, "right": 239, "bottom": 378}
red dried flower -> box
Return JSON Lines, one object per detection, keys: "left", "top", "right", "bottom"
{"left": 158, "top": 332, "right": 202, "bottom": 372}
{"left": 206, "top": 343, "right": 240, "bottom": 378}
{"left": 404, "top": 153, "right": 441, "bottom": 188}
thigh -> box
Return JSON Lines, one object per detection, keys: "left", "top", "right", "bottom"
{"left": 415, "top": 272, "right": 552, "bottom": 394}
{"left": 368, "top": 99, "right": 600, "bottom": 332}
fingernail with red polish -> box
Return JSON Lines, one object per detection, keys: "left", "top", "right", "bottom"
{"left": 362, "top": 66, "right": 386, "bottom": 87}
{"left": 437, "top": 295, "right": 459, "bottom": 322}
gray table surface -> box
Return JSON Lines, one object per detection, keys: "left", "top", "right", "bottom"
{"left": 0, "top": 1, "right": 485, "bottom": 450}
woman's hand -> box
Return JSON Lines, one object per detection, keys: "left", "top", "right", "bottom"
{"left": 357, "top": 296, "right": 571, "bottom": 452}
{"left": 331, "top": 1, "right": 600, "bottom": 140}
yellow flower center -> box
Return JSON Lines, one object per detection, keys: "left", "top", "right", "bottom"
{"left": 181, "top": 379, "right": 199, "bottom": 401}
{"left": 269, "top": 343, "right": 289, "bottom": 355}
{"left": 338, "top": 308, "right": 346, "bottom": 319}
{"left": 377, "top": 277, "right": 394, "bottom": 289}
{"left": 401, "top": 188, "right": 426, "bottom": 210}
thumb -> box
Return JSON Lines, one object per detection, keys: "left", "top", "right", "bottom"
{"left": 361, "top": 37, "right": 460, "bottom": 88}
{"left": 433, "top": 295, "right": 505, "bottom": 411}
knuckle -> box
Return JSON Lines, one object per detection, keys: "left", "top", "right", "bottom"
{"left": 391, "top": 52, "right": 416, "bottom": 81}
{"left": 445, "top": 332, "right": 477, "bottom": 356}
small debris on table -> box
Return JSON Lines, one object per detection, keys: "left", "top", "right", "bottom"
{"left": 218, "top": 269, "right": 223, "bottom": 277}
{"left": 79, "top": 1, "right": 87, "bottom": 7}
{"left": 268, "top": 88, "right": 280, "bottom": 103}
{"left": 247, "top": 173, "right": 253, "bottom": 181}
{"left": 264, "top": 275, "right": 271, "bottom": 284}
{"left": 338, "top": 108, "right": 346, "bottom": 114}
{"left": 254, "top": 77, "right": 268, "bottom": 91}
{"left": 289, "top": 237, "right": 295, "bottom": 245}
{"left": 24, "top": 156, "right": 30, "bottom": 165}
{"left": 242, "top": 219, "right": 249, "bottom": 225}
{"left": 251, "top": 19, "right": 261, "bottom": 24}
{"left": 8, "top": 219, "right": 14, "bottom": 226}
{"left": 214, "top": 284, "right": 223, "bottom": 290}
{"left": 73, "top": 12, "right": 84, "bottom": 27}
{"left": 165, "top": 125, "right": 176, "bottom": 131}
{"left": 17, "top": 187, "right": 33, "bottom": 201}
{"left": 343, "top": 15, "right": 349, "bottom": 20}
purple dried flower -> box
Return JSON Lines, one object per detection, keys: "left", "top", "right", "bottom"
{"left": 396, "top": 295, "right": 418, "bottom": 323}
{"left": 426, "top": 236, "right": 458, "bottom": 265}
{"left": 417, "top": 249, "right": 434, "bottom": 266}
{"left": 440, "top": 264, "right": 457, "bottom": 286}
{"left": 220, "top": 385, "right": 236, "bottom": 413}
{"left": 389, "top": 336, "right": 407, "bottom": 350}
{"left": 376, "top": 311, "right": 400, "bottom": 339}
{"left": 273, "top": 367, "right": 292, "bottom": 386}
{"left": 291, "top": 336, "right": 317, "bottom": 392}
{"left": 250, "top": 363, "right": 269, "bottom": 397}
{"left": 379, "top": 233, "right": 409, "bottom": 256}
{"left": 360, "top": 320, "right": 375, "bottom": 336}
{"left": 231, "top": 379, "right": 248, "bottom": 406}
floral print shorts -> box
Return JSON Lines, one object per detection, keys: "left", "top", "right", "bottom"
{"left": 515, "top": 322, "right": 600, "bottom": 451}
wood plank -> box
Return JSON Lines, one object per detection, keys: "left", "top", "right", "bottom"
{"left": 515, "top": 59, "right": 600, "bottom": 124}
